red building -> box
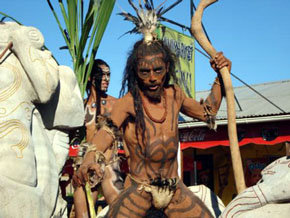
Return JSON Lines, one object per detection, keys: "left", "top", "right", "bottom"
{"left": 178, "top": 80, "right": 290, "bottom": 204}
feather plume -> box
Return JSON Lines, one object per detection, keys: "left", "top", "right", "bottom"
{"left": 119, "top": 0, "right": 171, "bottom": 43}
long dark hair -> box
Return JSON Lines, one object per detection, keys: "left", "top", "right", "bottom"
{"left": 86, "top": 59, "right": 110, "bottom": 116}
{"left": 119, "top": 39, "right": 178, "bottom": 144}
{"left": 86, "top": 59, "right": 110, "bottom": 95}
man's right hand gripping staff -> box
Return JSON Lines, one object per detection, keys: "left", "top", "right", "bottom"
{"left": 73, "top": 148, "right": 105, "bottom": 187}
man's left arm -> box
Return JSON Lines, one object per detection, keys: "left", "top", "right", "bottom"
{"left": 181, "top": 52, "right": 231, "bottom": 128}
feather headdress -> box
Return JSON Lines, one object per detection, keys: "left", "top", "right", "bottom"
{"left": 118, "top": 0, "right": 169, "bottom": 44}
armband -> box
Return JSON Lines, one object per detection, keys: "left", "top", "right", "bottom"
{"left": 96, "top": 115, "right": 122, "bottom": 142}
{"left": 200, "top": 98, "right": 217, "bottom": 131}
{"left": 86, "top": 115, "right": 123, "bottom": 187}
{"left": 213, "top": 76, "right": 221, "bottom": 86}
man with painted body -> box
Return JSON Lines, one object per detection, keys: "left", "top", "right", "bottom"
{"left": 73, "top": 59, "right": 124, "bottom": 217}
{"left": 74, "top": 39, "right": 231, "bottom": 217}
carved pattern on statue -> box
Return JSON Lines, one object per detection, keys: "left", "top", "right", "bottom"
{"left": 28, "top": 46, "right": 57, "bottom": 93}
{"left": 0, "top": 102, "right": 32, "bottom": 120}
{"left": 262, "top": 158, "right": 290, "bottom": 176}
{"left": 220, "top": 156, "right": 290, "bottom": 218}
{"left": 0, "top": 60, "right": 32, "bottom": 158}
{"left": 0, "top": 119, "right": 29, "bottom": 158}
{"left": 0, "top": 63, "right": 21, "bottom": 101}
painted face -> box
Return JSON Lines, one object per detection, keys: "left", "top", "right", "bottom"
{"left": 91, "top": 64, "right": 110, "bottom": 92}
{"left": 137, "top": 53, "right": 168, "bottom": 101}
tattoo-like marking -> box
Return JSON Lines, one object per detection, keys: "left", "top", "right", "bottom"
{"left": 133, "top": 145, "right": 146, "bottom": 174}
{"left": 171, "top": 98, "right": 175, "bottom": 131}
{"left": 108, "top": 181, "right": 150, "bottom": 217}
{"left": 84, "top": 107, "right": 94, "bottom": 124}
{"left": 146, "top": 147, "right": 177, "bottom": 178}
{"left": 147, "top": 136, "right": 177, "bottom": 149}
{"left": 145, "top": 137, "right": 178, "bottom": 177}
{"left": 139, "top": 57, "right": 164, "bottom": 67}
{"left": 132, "top": 121, "right": 153, "bottom": 175}
{"left": 164, "top": 148, "right": 178, "bottom": 177}
{"left": 144, "top": 116, "right": 156, "bottom": 136}
{"left": 148, "top": 147, "right": 166, "bottom": 163}
{"left": 132, "top": 137, "right": 177, "bottom": 176}
{"left": 132, "top": 136, "right": 178, "bottom": 177}
{"left": 167, "top": 189, "right": 195, "bottom": 213}
{"left": 165, "top": 183, "right": 212, "bottom": 217}
{"left": 206, "top": 90, "right": 218, "bottom": 109}
{"left": 131, "top": 113, "right": 178, "bottom": 177}
{"left": 137, "top": 56, "right": 166, "bottom": 79}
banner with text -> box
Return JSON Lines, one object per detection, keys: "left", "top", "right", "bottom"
{"left": 157, "top": 25, "right": 195, "bottom": 98}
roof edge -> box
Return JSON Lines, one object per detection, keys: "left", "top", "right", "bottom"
{"left": 178, "top": 114, "right": 290, "bottom": 129}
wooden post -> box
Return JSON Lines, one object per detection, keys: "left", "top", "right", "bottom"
{"left": 190, "top": 0, "right": 246, "bottom": 193}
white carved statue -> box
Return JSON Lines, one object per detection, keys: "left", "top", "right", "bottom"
{"left": 0, "top": 22, "right": 84, "bottom": 218}
{"left": 220, "top": 156, "right": 290, "bottom": 218}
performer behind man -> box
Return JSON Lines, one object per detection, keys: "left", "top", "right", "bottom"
{"left": 84, "top": 59, "right": 116, "bottom": 141}
{"left": 73, "top": 59, "right": 124, "bottom": 218}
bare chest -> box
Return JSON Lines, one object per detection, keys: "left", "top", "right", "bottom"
{"left": 85, "top": 99, "right": 114, "bottom": 125}
{"left": 124, "top": 96, "right": 180, "bottom": 159}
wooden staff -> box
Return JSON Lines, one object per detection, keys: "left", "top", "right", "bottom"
{"left": 0, "top": 42, "right": 13, "bottom": 60}
{"left": 191, "top": 0, "right": 246, "bottom": 193}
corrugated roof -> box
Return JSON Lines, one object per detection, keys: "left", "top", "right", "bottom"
{"left": 179, "top": 80, "right": 290, "bottom": 123}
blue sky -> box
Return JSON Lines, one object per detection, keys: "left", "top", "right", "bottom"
{"left": 2, "top": 0, "right": 290, "bottom": 98}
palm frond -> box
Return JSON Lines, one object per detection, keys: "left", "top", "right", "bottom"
{"left": 47, "top": 0, "right": 116, "bottom": 97}
{"left": 0, "top": 12, "right": 22, "bottom": 24}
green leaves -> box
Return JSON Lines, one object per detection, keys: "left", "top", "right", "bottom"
{"left": 85, "top": 182, "right": 97, "bottom": 218}
{"left": 47, "top": 0, "right": 116, "bottom": 97}
{"left": 0, "top": 11, "right": 21, "bottom": 24}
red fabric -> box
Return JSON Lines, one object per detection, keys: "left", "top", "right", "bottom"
{"left": 183, "top": 156, "right": 194, "bottom": 171}
{"left": 183, "top": 156, "right": 203, "bottom": 171}
{"left": 69, "top": 144, "right": 80, "bottom": 157}
{"left": 118, "top": 149, "right": 125, "bottom": 154}
{"left": 180, "top": 121, "right": 290, "bottom": 150}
